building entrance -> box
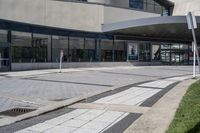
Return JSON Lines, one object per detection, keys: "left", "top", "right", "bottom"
{"left": 0, "top": 44, "right": 10, "bottom": 71}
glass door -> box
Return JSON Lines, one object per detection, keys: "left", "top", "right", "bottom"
{"left": 138, "top": 42, "right": 151, "bottom": 62}
{"left": 0, "top": 46, "right": 10, "bottom": 71}
{"left": 161, "top": 44, "right": 170, "bottom": 64}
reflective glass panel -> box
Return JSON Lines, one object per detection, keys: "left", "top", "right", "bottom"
{"left": 12, "top": 31, "right": 32, "bottom": 62}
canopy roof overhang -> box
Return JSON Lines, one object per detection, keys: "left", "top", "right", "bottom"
{"left": 102, "top": 16, "right": 200, "bottom": 43}
{"left": 155, "top": 0, "right": 174, "bottom": 7}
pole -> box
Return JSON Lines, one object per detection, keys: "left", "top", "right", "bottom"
{"left": 191, "top": 25, "right": 200, "bottom": 74}
{"left": 188, "top": 12, "right": 200, "bottom": 73}
{"left": 59, "top": 50, "right": 63, "bottom": 73}
{"left": 59, "top": 55, "right": 62, "bottom": 73}
{"left": 193, "top": 42, "right": 196, "bottom": 78}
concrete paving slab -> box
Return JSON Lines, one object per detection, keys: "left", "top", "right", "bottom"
{"left": 124, "top": 79, "right": 198, "bottom": 133}
{"left": 44, "top": 125, "right": 76, "bottom": 133}
{"left": 138, "top": 80, "right": 177, "bottom": 88}
{"left": 15, "top": 109, "right": 128, "bottom": 133}
{"left": 69, "top": 103, "right": 150, "bottom": 114}
{"left": 94, "top": 87, "right": 161, "bottom": 106}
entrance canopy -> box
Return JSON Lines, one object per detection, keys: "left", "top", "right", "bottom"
{"left": 102, "top": 16, "right": 200, "bottom": 42}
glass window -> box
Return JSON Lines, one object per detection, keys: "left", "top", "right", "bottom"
{"left": 162, "top": 7, "right": 169, "bottom": 16}
{"left": 180, "top": 44, "right": 189, "bottom": 65}
{"left": 146, "top": 2, "right": 154, "bottom": 12}
{"left": 32, "top": 33, "right": 51, "bottom": 62}
{"left": 161, "top": 43, "right": 170, "bottom": 64}
{"left": 52, "top": 35, "right": 68, "bottom": 62}
{"left": 101, "top": 39, "right": 113, "bottom": 61}
{"left": 138, "top": 42, "right": 151, "bottom": 62}
{"left": 129, "top": 0, "right": 169, "bottom": 15}
{"left": 0, "top": 30, "right": 7, "bottom": 43}
{"left": 115, "top": 40, "right": 126, "bottom": 61}
{"left": 161, "top": 44, "right": 170, "bottom": 49}
{"left": 12, "top": 31, "right": 32, "bottom": 63}
{"left": 155, "top": 5, "right": 162, "bottom": 14}
{"left": 130, "top": 0, "right": 144, "bottom": 9}
{"left": 171, "top": 43, "right": 179, "bottom": 49}
{"left": 69, "top": 37, "right": 84, "bottom": 62}
{"left": 84, "top": 38, "right": 95, "bottom": 62}
{"left": 180, "top": 44, "right": 189, "bottom": 50}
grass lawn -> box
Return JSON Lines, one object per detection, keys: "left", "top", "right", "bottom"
{"left": 166, "top": 80, "right": 200, "bottom": 133}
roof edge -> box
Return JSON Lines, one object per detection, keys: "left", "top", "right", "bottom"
{"left": 102, "top": 16, "right": 200, "bottom": 32}
{"left": 155, "top": 0, "right": 174, "bottom": 7}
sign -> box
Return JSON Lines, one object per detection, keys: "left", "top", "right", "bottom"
{"left": 186, "top": 12, "right": 197, "bottom": 30}
{"left": 128, "top": 43, "right": 138, "bottom": 60}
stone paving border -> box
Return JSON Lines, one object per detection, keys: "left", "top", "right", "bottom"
{"left": 104, "top": 113, "right": 142, "bottom": 133}
{"left": 140, "top": 82, "right": 179, "bottom": 107}
{"left": 124, "top": 78, "right": 198, "bottom": 133}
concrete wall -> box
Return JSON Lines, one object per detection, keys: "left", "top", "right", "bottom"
{"left": 104, "top": 6, "right": 160, "bottom": 24}
{"left": 0, "top": 0, "right": 104, "bottom": 32}
{"left": 172, "top": 0, "right": 200, "bottom": 16}
{"left": 0, "top": 0, "right": 160, "bottom": 32}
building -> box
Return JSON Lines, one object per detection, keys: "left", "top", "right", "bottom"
{"left": 0, "top": 0, "right": 199, "bottom": 71}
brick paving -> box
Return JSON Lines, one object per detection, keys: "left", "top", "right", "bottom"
{"left": 15, "top": 74, "right": 193, "bottom": 133}
{"left": 0, "top": 66, "right": 194, "bottom": 119}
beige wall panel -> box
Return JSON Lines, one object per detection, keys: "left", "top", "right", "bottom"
{"left": 104, "top": 6, "right": 160, "bottom": 24}
{"left": 0, "top": 0, "right": 45, "bottom": 25}
{"left": 172, "top": 0, "right": 200, "bottom": 16}
{"left": 46, "top": 1, "right": 104, "bottom": 32}
{"left": 0, "top": 0, "right": 161, "bottom": 32}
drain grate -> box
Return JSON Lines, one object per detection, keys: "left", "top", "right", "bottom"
{"left": 0, "top": 108, "right": 36, "bottom": 117}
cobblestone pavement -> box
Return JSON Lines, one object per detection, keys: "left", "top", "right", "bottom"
{"left": 14, "top": 74, "right": 192, "bottom": 133}
{"left": 0, "top": 66, "right": 193, "bottom": 118}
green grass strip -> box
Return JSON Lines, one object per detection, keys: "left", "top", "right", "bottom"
{"left": 166, "top": 80, "right": 200, "bottom": 133}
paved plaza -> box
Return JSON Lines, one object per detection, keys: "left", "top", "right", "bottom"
{"left": 15, "top": 73, "right": 193, "bottom": 133}
{"left": 0, "top": 66, "right": 197, "bottom": 132}
{"left": 0, "top": 66, "right": 193, "bottom": 112}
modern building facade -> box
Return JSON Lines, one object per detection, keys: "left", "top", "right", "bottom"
{"left": 0, "top": 0, "right": 199, "bottom": 71}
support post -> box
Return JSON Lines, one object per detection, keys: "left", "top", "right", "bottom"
{"left": 59, "top": 50, "right": 64, "bottom": 73}
{"left": 191, "top": 24, "right": 200, "bottom": 73}
{"left": 112, "top": 36, "right": 115, "bottom": 62}
{"left": 193, "top": 42, "right": 196, "bottom": 78}
{"left": 187, "top": 12, "right": 200, "bottom": 74}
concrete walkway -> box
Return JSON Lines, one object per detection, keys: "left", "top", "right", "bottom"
{"left": 124, "top": 79, "right": 197, "bottom": 133}
{"left": 14, "top": 74, "right": 197, "bottom": 133}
